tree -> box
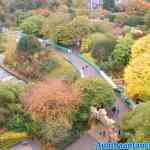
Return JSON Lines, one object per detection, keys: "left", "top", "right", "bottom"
{"left": 17, "top": 35, "right": 43, "bottom": 54}
{"left": 4, "top": 34, "right": 17, "bottom": 65}
{"left": 103, "top": 0, "right": 115, "bottom": 11}
{"left": 23, "top": 79, "right": 80, "bottom": 146}
{"left": 74, "top": 77, "right": 116, "bottom": 108}
{"left": 110, "top": 33, "right": 134, "bottom": 69}
{"left": 20, "top": 15, "right": 46, "bottom": 36}
{"left": 90, "top": 33, "right": 116, "bottom": 63}
{"left": 42, "top": 14, "right": 69, "bottom": 38}
{"left": 122, "top": 102, "right": 150, "bottom": 142}
{"left": 131, "top": 34, "right": 150, "bottom": 59}
{"left": 124, "top": 52, "right": 150, "bottom": 102}
{"left": 53, "top": 16, "right": 91, "bottom": 47}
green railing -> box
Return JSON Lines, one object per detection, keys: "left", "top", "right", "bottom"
{"left": 52, "top": 43, "right": 69, "bottom": 53}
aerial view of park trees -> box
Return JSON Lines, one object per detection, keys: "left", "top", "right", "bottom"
{"left": 0, "top": 0, "right": 150, "bottom": 149}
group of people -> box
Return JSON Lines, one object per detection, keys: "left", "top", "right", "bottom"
{"left": 89, "top": 105, "right": 120, "bottom": 142}
{"left": 111, "top": 106, "right": 120, "bottom": 118}
{"left": 82, "top": 65, "right": 89, "bottom": 71}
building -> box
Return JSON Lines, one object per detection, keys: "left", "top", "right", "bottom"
{"left": 89, "top": 0, "right": 103, "bottom": 9}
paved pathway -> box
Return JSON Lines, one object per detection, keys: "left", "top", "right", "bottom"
{"left": 64, "top": 50, "right": 129, "bottom": 150}
{"left": 0, "top": 54, "right": 16, "bottom": 81}
{"left": 10, "top": 140, "right": 41, "bottom": 150}
{"left": 65, "top": 134, "right": 97, "bottom": 150}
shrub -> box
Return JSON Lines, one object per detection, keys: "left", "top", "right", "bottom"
{"left": 17, "top": 35, "right": 43, "bottom": 54}
{"left": 121, "top": 102, "right": 150, "bottom": 142}
{"left": 42, "top": 14, "right": 69, "bottom": 38}
{"left": 144, "top": 10, "right": 150, "bottom": 29}
{"left": 4, "top": 35, "right": 17, "bottom": 65}
{"left": 48, "top": 51, "right": 79, "bottom": 82}
{"left": 0, "top": 132, "right": 28, "bottom": 149}
{"left": 0, "top": 82, "right": 36, "bottom": 133}
{"left": 103, "top": 0, "right": 115, "bottom": 11}
{"left": 80, "top": 37, "right": 92, "bottom": 52}
{"left": 107, "top": 13, "right": 116, "bottom": 22}
{"left": 110, "top": 33, "right": 134, "bottom": 69}
{"left": 20, "top": 15, "right": 46, "bottom": 37}
{"left": 127, "top": 15, "right": 144, "bottom": 27}
{"left": 91, "top": 20, "right": 114, "bottom": 33}
{"left": 114, "top": 13, "right": 127, "bottom": 25}
{"left": 53, "top": 24, "right": 76, "bottom": 47}
{"left": 131, "top": 34, "right": 150, "bottom": 59}
{"left": 90, "top": 33, "right": 116, "bottom": 63}
{"left": 15, "top": 10, "right": 33, "bottom": 25}
{"left": 124, "top": 52, "right": 150, "bottom": 102}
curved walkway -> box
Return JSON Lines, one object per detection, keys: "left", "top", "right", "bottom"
{"left": 63, "top": 50, "right": 129, "bottom": 150}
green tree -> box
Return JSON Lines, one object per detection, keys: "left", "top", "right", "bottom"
{"left": 17, "top": 35, "right": 43, "bottom": 54}
{"left": 20, "top": 15, "right": 46, "bottom": 36}
{"left": 110, "top": 33, "right": 134, "bottom": 69}
{"left": 42, "top": 14, "right": 69, "bottom": 38}
{"left": 90, "top": 33, "right": 116, "bottom": 63}
{"left": 122, "top": 102, "right": 150, "bottom": 142}
{"left": 53, "top": 16, "right": 91, "bottom": 47}
{"left": 74, "top": 77, "right": 116, "bottom": 108}
{"left": 0, "top": 82, "right": 23, "bottom": 126}
{"left": 103, "top": 0, "right": 115, "bottom": 11}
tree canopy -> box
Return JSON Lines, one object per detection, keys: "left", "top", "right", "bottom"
{"left": 124, "top": 52, "right": 150, "bottom": 102}
{"left": 122, "top": 102, "right": 150, "bottom": 142}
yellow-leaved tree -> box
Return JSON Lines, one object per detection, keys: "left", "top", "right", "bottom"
{"left": 131, "top": 34, "right": 150, "bottom": 59}
{"left": 124, "top": 52, "right": 150, "bottom": 102}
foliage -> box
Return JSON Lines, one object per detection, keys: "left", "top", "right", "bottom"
{"left": 126, "top": 15, "right": 144, "bottom": 27}
{"left": 23, "top": 79, "right": 80, "bottom": 119}
{"left": 89, "top": 33, "right": 116, "bottom": 63}
{"left": 70, "top": 16, "right": 91, "bottom": 39}
{"left": 103, "top": 0, "right": 115, "bottom": 11}
{"left": 3, "top": 34, "right": 16, "bottom": 65}
{"left": 42, "top": 14, "right": 69, "bottom": 38}
{"left": 107, "top": 13, "right": 116, "bottom": 22}
{"left": 114, "top": 13, "right": 128, "bottom": 25}
{"left": 20, "top": 15, "right": 46, "bottom": 36}
{"left": 53, "top": 16, "right": 91, "bottom": 47}
{"left": 82, "top": 52, "right": 96, "bottom": 64}
{"left": 48, "top": 51, "right": 79, "bottom": 82}
{"left": 125, "top": 0, "right": 147, "bottom": 15}
{"left": 144, "top": 10, "right": 150, "bottom": 30}
{"left": 110, "top": 33, "right": 134, "bottom": 69}
{"left": 74, "top": 77, "right": 116, "bottom": 109}
{"left": 56, "top": 77, "right": 115, "bottom": 149}
{"left": 53, "top": 24, "right": 75, "bottom": 47}
{"left": 80, "top": 37, "right": 92, "bottom": 52}
{"left": 17, "top": 35, "right": 43, "bottom": 54}
{"left": 91, "top": 20, "right": 114, "bottom": 33}
{"left": 23, "top": 79, "right": 80, "bottom": 146}
{"left": 0, "top": 131, "right": 28, "bottom": 150}
{"left": 131, "top": 34, "right": 150, "bottom": 59}
{"left": 124, "top": 52, "right": 150, "bottom": 102}
{"left": 15, "top": 10, "right": 33, "bottom": 25}
{"left": 121, "top": 102, "right": 150, "bottom": 142}
{"left": 36, "top": 118, "right": 72, "bottom": 145}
